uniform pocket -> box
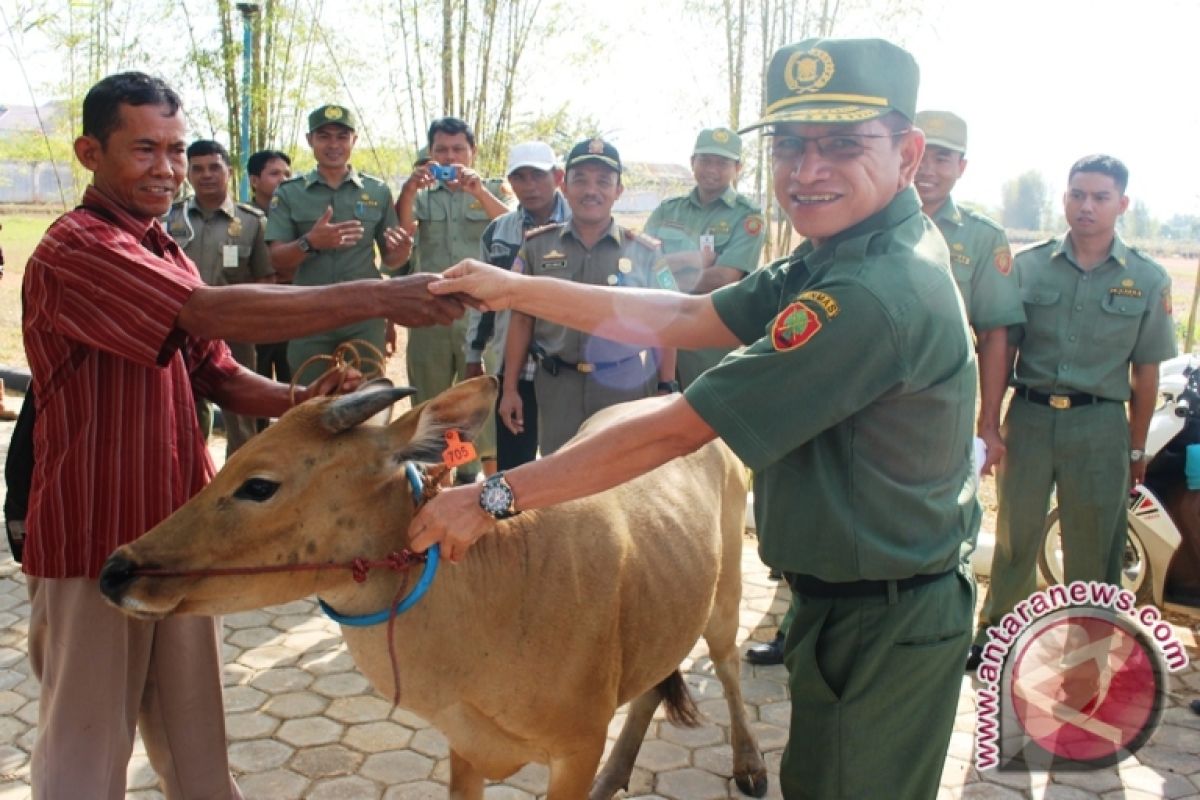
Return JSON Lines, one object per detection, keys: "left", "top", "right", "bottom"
{"left": 1021, "top": 285, "right": 1061, "bottom": 340}
{"left": 1097, "top": 293, "right": 1147, "bottom": 349}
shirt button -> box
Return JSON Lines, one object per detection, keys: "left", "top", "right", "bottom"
{"left": 1069, "top": 335, "right": 1077, "bottom": 342}
{"left": 1061, "top": 365, "right": 1071, "bottom": 372}
{"left": 1075, "top": 305, "right": 1083, "bottom": 311}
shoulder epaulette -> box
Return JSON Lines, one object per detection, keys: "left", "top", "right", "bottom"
{"left": 524, "top": 222, "right": 561, "bottom": 240}
{"left": 960, "top": 205, "right": 1004, "bottom": 232}
{"left": 735, "top": 194, "right": 762, "bottom": 212}
{"left": 625, "top": 229, "right": 661, "bottom": 250}
{"left": 236, "top": 202, "right": 264, "bottom": 217}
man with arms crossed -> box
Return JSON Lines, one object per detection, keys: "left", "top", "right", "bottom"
{"left": 411, "top": 39, "right": 978, "bottom": 798}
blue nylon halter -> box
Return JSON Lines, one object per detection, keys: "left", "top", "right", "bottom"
{"left": 317, "top": 462, "right": 440, "bottom": 627}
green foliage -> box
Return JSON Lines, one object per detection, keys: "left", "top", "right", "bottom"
{"left": 1002, "top": 170, "right": 1049, "bottom": 231}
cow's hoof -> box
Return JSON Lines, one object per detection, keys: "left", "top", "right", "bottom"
{"left": 735, "top": 769, "right": 769, "bottom": 798}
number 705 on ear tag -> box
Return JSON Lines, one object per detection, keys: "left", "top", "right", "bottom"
{"left": 442, "top": 430, "right": 477, "bottom": 468}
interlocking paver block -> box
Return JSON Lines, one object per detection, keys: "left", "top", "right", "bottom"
{"left": 655, "top": 766, "right": 729, "bottom": 799}
{"left": 228, "top": 739, "right": 293, "bottom": 772}
{"left": 236, "top": 768, "right": 309, "bottom": 800}
{"left": 360, "top": 750, "right": 434, "bottom": 783}
{"left": 290, "top": 744, "right": 363, "bottom": 779}
{"left": 276, "top": 715, "right": 343, "bottom": 747}
{"left": 343, "top": 720, "right": 414, "bottom": 753}
{"left": 307, "top": 775, "right": 379, "bottom": 800}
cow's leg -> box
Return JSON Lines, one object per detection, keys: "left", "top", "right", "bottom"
{"left": 546, "top": 737, "right": 606, "bottom": 800}
{"left": 448, "top": 749, "right": 485, "bottom": 800}
{"left": 706, "top": 557, "right": 769, "bottom": 797}
{"left": 588, "top": 691, "right": 660, "bottom": 799}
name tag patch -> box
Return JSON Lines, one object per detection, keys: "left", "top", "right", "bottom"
{"left": 1109, "top": 286, "right": 1143, "bottom": 299}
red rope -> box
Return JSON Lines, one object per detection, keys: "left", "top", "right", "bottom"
{"left": 132, "top": 550, "right": 427, "bottom": 583}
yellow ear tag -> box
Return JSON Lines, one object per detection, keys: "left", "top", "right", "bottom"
{"left": 442, "top": 430, "right": 477, "bottom": 468}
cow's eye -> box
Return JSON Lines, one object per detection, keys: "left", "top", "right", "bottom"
{"left": 234, "top": 478, "right": 280, "bottom": 502}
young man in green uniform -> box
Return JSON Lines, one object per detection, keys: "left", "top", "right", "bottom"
{"left": 507, "top": 138, "right": 676, "bottom": 455}
{"left": 165, "top": 139, "right": 274, "bottom": 455}
{"left": 972, "top": 155, "right": 1176, "bottom": 665}
{"left": 413, "top": 38, "right": 979, "bottom": 799}
{"left": 247, "top": 149, "right": 294, "bottom": 408}
{"left": 644, "top": 127, "right": 766, "bottom": 387}
{"left": 265, "top": 105, "right": 411, "bottom": 384}
{"left": 915, "top": 110, "right": 1024, "bottom": 475}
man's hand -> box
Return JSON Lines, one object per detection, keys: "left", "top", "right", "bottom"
{"left": 429, "top": 259, "right": 520, "bottom": 311}
{"left": 409, "top": 485, "right": 493, "bottom": 563}
{"left": 464, "top": 363, "right": 485, "bottom": 379}
{"left": 402, "top": 164, "right": 437, "bottom": 195}
{"left": 978, "top": 427, "right": 1006, "bottom": 476}
{"left": 498, "top": 388, "right": 524, "bottom": 435}
{"left": 379, "top": 273, "right": 466, "bottom": 327}
{"left": 383, "top": 224, "right": 412, "bottom": 257}
{"left": 1131, "top": 457, "right": 1148, "bottom": 486}
{"left": 385, "top": 322, "right": 398, "bottom": 357}
{"left": 306, "top": 206, "right": 365, "bottom": 250}
{"left": 298, "top": 366, "right": 364, "bottom": 403}
{"left": 449, "top": 166, "right": 482, "bottom": 196}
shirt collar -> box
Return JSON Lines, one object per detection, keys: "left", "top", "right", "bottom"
{"left": 930, "top": 195, "right": 962, "bottom": 228}
{"left": 1055, "top": 231, "right": 1131, "bottom": 270}
{"left": 521, "top": 192, "right": 569, "bottom": 227}
{"left": 82, "top": 185, "right": 158, "bottom": 239}
{"left": 792, "top": 186, "right": 923, "bottom": 271}
{"left": 186, "top": 193, "right": 236, "bottom": 218}
{"left": 565, "top": 217, "right": 622, "bottom": 247}
{"left": 303, "top": 165, "right": 364, "bottom": 189}
{"left": 688, "top": 186, "right": 738, "bottom": 209}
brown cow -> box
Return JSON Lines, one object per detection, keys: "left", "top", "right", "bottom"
{"left": 100, "top": 378, "right": 768, "bottom": 799}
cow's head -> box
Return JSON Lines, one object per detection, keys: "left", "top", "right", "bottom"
{"left": 100, "top": 376, "right": 497, "bottom": 619}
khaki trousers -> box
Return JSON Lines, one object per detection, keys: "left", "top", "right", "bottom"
{"left": 27, "top": 577, "right": 242, "bottom": 800}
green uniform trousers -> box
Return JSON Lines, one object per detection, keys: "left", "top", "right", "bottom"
{"left": 977, "top": 397, "right": 1129, "bottom": 644}
{"left": 288, "top": 318, "right": 388, "bottom": 387}
{"left": 781, "top": 567, "right": 974, "bottom": 799}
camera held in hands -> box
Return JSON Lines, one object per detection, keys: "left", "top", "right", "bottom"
{"left": 430, "top": 164, "right": 459, "bottom": 182}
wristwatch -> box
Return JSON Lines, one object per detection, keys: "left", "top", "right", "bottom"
{"left": 297, "top": 234, "right": 318, "bottom": 254}
{"left": 478, "top": 472, "right": 519, "bottom": 519}
{"left": 1130, "top": 449, "right": 1147, "bottom": 463}
{"left": 657, "top": 380, "right": 681, "bottom": 393}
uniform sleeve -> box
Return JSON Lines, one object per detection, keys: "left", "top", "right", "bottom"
{"left": 372, "top": 186, "right": 398, "bottom": 255}
{"left": 1132, "top": 271, "right": 1178, "bottom": 364}
{"left": 248, "top": 217, "right": 274, "bottom": 279}
{"left": 715, "top": 211, "right": 766, "bottom": 273}
{"left": 967, "top": 227, "right": 1024, "bottom": 332}
{"left": 644, "top": 204, "right": 666, "bottom": 236}
{"left": 686, "top": 278, "right": 905, "bottom": 470}
{"left": 28, "top": 224, "right": 200, "bottom": 369}
{"left": 709, "top": 262, "right": 788, "bottom": 345}
{"left": 264, "top": 188, "right": 298, "bottom": 243}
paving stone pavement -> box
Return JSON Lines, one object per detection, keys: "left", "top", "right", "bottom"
{"left": 0, "top": 543, "right": 1197, "bottom": 799}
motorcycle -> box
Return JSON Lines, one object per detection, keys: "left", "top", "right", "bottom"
{"left": 1033, "top": 353, "right": 1200, "bottom": 609}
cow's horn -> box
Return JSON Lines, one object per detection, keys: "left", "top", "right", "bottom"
{"left": 321, "top": 383, "right": 417, "bottom": 433}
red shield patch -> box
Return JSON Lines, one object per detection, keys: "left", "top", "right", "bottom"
{"left": 1163, "top": 287, "right": 1173, "bottom": 314}
{"left": 772, "top": 302, "right": 822, "bottom": 351}
{"left": 994, "top": 246, "right": 1013, "bottom": 276}
{"left": 744, "top": 215, "right": 764, "bottom": 236}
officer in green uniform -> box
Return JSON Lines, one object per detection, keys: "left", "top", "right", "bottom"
{"left": 412, "top": 38, "right": 978, "bottom": 800}
{"left": 396, "top": 117, "right": 511, "bottom": 405}
{"left": 166, "top": 139, "right": 274, "bottom": 455}
{"left": 644, "top": 127, "right": 765, "bottom": 387}
{"left": 511, "top": 138, "right": 676, "bottom": 455}
{"left": 915, "top": 110, "right": 1024, "bottom": 474}
{"left": 265, "top": 104, "right": 411, "bottom": 385}
{"left": 973, "top": 154, "right": 1176, "bottom": 660}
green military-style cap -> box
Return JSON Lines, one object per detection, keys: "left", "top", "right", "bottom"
{"left": 566, "top": 137, "right": 621, "bottom": 174}
{"left": 414, "top": 146, "right": 431, "bottom": 167}
{"left": 308, "top": 104, "right": 356, "bottom": 133}
{"left": 740, "top": 38, "right": 919, "bottom": 132}
{"left": 914, "top": 110, "right": 967, "bottom": 153}
{"left": 693, "top": 127, "right": 742, "bottom": 160}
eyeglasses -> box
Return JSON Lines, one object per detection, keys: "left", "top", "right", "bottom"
{"left": 769, "top": 130, "right": 912, "bottom": 163}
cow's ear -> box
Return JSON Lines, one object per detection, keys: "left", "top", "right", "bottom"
{"left": 320, "top": 379, "right": 417, "bottom": 433}
{"left": 391, "top": 376, "right": 499, "bottom": 463}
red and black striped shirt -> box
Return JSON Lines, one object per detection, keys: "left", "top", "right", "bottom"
{"left": 22, "top": 185, "right": 239, "bottom": 578}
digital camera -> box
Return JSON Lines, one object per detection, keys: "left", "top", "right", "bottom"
{"left": 430, "top": 164, "right": 458, "bottom": 182}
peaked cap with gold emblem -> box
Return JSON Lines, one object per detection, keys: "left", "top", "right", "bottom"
{"left": 565, "top": 137, "right": 621, "bottom": 174}
{"left": 308, "top": 104, "right": 356, "bottom": 133}
{"left": 914, "top": 110, "right": 967, "bottom": 153}
{"left": 740, "top": 38, "right": 919, "bottom": 132}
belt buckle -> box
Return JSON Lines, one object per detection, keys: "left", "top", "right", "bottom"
{"left": 576, "top": 362, "right": 595, "bottom": 374}
{"left": 1049, "top": 394, "right": 1071, "bottom": 410}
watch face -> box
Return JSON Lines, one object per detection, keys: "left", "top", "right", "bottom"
{"left": 480, "top": 480, "right": 512, "bottom": 514}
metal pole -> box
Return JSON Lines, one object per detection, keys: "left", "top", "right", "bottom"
{"left": 237, "top": 3, "right": 259, "bottom": 202}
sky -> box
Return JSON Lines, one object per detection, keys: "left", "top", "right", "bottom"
{"left": 1, "top": 0, "right": 1196, "bottom": 219}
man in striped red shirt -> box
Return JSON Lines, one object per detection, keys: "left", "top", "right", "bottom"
{"left": 22, "top": 72, "right": 463, "bottom": 799}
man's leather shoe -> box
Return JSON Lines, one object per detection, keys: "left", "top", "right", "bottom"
{"left": 745, "top": 632, "right": 785, "bottom": 666}
{"left": 965, "top": 644, "right": 983, "bottom": 673}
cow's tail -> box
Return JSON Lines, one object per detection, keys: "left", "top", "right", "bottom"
{"left": 657, "top": 670, "right": 702, "bottom": 727}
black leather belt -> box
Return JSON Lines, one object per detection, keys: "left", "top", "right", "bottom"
{"left": 541, "top": 353, "right": 640, "bottom": 376}
{"left": 784, "top": 569, "right": 953, "bottom": 599}
{"left": 1016, "top": 386, "right": 1112, "bottom": 410}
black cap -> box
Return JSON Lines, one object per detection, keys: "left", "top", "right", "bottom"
{"left": 565, "top": 138, "right": 621, "bottom": 174}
